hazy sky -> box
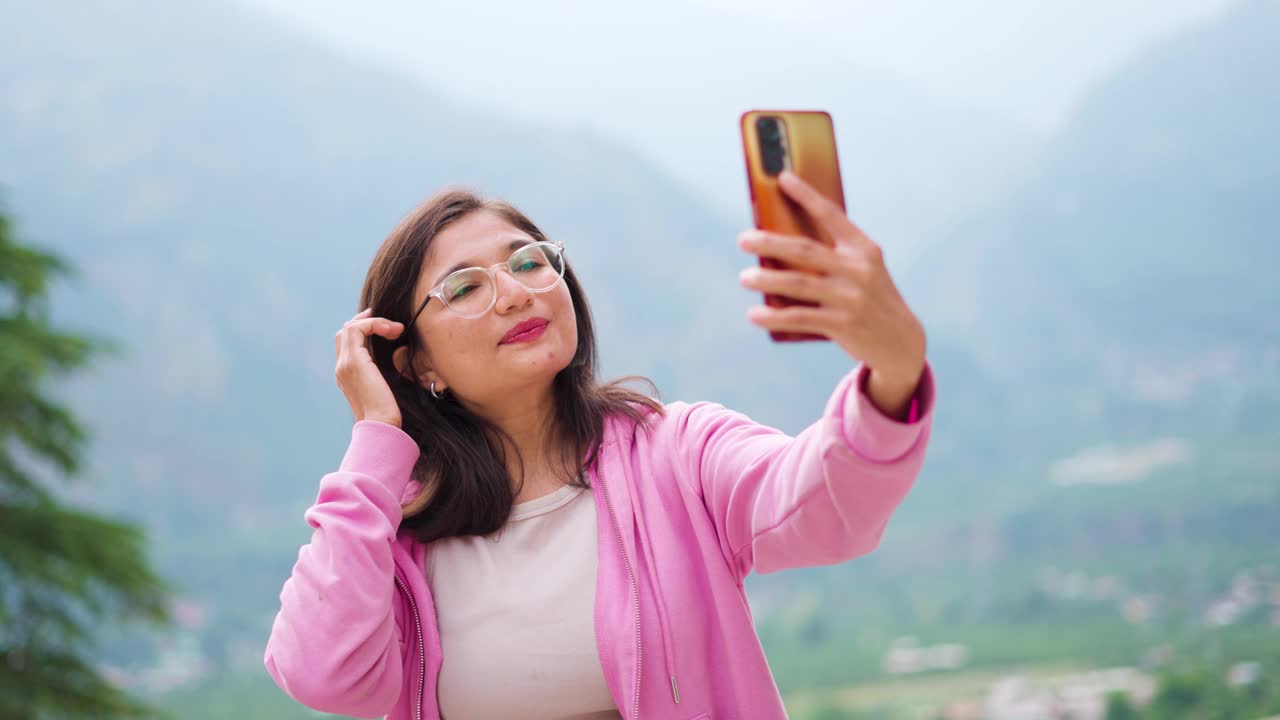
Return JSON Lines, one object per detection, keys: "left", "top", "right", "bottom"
{"left": 241, "top": 0, "right": 1234, "bottom": 132}
{"left": 235, "top": 0, "right": 1238, "bottom": 241}
{"left": 683, "top": 0, "right": 1236, "bottom": 129}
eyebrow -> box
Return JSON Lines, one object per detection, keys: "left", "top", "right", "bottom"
{"left": 431, "top": 238, "right": 533, "bottom": 288}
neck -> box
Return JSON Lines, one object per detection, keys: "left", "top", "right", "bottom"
{"left": 466, "top": 383, "right": 571, "bottom": 503}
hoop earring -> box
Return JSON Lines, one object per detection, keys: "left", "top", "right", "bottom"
{"left": 429, "top": 381, "right": 443, "bottom": 400}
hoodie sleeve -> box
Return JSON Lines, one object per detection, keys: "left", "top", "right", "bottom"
{"left": 663, "top": 362, "right": 935, "bottom": 581}
{"left": 263, "top": 420, "right": 420, "bottom": 718}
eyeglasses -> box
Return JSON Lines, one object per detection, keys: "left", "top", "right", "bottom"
{"left": 408, "top": 240, "right": 567, "bottom": 324}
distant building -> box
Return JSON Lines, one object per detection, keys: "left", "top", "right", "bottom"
{"left": 882, "top": 636, "right": 969, "bottom": 675}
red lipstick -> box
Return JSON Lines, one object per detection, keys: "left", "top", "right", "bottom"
{"left": 500, "top": 318, "right": 549, "bottom": 345}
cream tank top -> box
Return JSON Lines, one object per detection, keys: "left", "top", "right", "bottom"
{"left": 425, "top": 482, "right": 622, "bottom": 720}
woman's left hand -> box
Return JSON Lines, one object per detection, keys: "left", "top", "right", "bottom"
{"left": 737, "top": 171, "right": 927, "bottom": 416}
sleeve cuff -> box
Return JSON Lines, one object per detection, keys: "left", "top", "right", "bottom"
{"left": 837, "top": 361, "right": 935, "bottom": 463}
{"left": 336, "top": 420, "right": 422, "bottom": 497}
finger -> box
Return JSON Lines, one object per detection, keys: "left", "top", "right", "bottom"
{"left": 345, "top": 307, "right": 374, "bottom": 326}
{"left": 336, "top": 320, "right": 402, "bottom": 366}
{"left": 745, "top": 304, "right": 839, "bottom": 337}
{"left": 737, "top": 230, "right": 836, "bottom": 273}
{"left": 342, "top": 317, "right": 404, "bottom": 338}
{"left": 777, "top": 171, "right": 872, "bottom": 247}
{"left": 337, "top": 327, "right": 377, "bottom": 378}
{"left": 739, "top": 267, "right": 839, "bottom": 305}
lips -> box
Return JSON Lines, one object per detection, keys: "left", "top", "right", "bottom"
{"left": 499, "top": 317, "right": 550, "bottom": 345}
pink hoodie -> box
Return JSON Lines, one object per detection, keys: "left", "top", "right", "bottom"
{"left": 265, "top": 363, "right": 935, "bottom": 719}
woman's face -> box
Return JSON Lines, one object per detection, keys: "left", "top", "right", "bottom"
{"left": 402, "top": 211, "right": 578, "bottom": 408}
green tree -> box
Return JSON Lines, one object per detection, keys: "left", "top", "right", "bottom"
{"left": 0, "top": 211, "right": 170, "bottom": 718}
{"left": 1145, "top": 669, "right": 1215, "bottom": 719}
{"left": 1103, "top": 691, "right": 1140, "bottom": 720}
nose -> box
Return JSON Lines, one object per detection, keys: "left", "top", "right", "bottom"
{"left": 492, "top": 267, "right": 534, "bottom": 315}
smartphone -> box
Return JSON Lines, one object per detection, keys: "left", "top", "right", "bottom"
{"left": 740, "top": 110, "right": 846, "bottom": 342}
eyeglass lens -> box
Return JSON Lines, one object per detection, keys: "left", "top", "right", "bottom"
{"left": 439, "top": 243, "right": 565, "bottom": 317}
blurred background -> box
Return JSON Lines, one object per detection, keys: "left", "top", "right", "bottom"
{"left": 1, "top": 0, "right": 1277, "bottom": 718}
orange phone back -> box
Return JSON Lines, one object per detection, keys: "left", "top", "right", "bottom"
{"left": 740, "top": 110, "right": 846, "bottom": 341}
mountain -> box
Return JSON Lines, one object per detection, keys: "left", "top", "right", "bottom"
{"left": 0, "top": 0, "right": 738, "bottom": 495}
{"left": 906, "top": 0, "right": 1280, "bottom": 388}
{"left": 748, "top": 5, "right": 1280, "bottom": 698}
{"left": 242, "top": 0, "right": 1044, "bottom": 259}
{"left": 847, "top": 0, "right": 1280, "bottom": 626}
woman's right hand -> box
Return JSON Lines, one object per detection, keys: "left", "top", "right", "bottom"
{"left": 334, "top": 308, "right": 405, "bottom": 428}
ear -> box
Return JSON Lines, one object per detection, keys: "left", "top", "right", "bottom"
{"left": 392, "top": 345, "right": 424, "bottom": 384}
{"left": 392, "top": 345, "right": 446, "bottom": 392}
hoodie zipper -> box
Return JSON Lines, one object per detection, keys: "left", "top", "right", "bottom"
{"left": 394, "top": 573, "right": 425, "bottom": 720}
{"left": 596, "top": 461, "right": 642, "bottom": 720}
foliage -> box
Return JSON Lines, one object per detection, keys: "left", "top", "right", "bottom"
{"left": 0, "top": 212, "right": 171, "bottom": 718}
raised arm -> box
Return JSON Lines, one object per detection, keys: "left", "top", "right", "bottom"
{"left": 665, "top": 362, "right": 933, "bottom": 580}
{"left": 264, "top": 420, "right": 420, "bottom": 717}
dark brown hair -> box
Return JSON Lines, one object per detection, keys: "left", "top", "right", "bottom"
{"left": 359, "top": 188, "right": 662, "bottom": 544}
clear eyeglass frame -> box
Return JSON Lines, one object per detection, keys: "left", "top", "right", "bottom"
{"left": 408, "top": 240, "right": 567, "bottom": 324}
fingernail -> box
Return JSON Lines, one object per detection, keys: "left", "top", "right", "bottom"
{"left": 739, "top": 268, "right": 759, "bottom": 283}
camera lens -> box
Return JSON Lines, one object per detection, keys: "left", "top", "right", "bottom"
{"left": 756, "top": 116, "right": 787, "bottom": 176}
{"left": 757, "top": 117, "right": 780, "bottom": 140}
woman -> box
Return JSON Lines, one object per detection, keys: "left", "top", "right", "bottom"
{"left": 265, "top": 171, "right": 935, "bottom": 720}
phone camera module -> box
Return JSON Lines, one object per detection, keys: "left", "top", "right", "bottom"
{"left": 756, "top": 116, "right": 789, "bottom": 177}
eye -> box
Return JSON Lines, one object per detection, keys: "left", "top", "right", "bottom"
{"left": 449, "top": 283, "right": 479, "bottom": 300}
{"left": 511, "top": 249, "right": 547, "bottom": 272}
{"left": 443, "top": 270, "right": 485, "bottom": 300}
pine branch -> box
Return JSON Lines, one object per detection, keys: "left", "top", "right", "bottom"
{"left": 0, "top": 208, "right": 172, "bottom": 719}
